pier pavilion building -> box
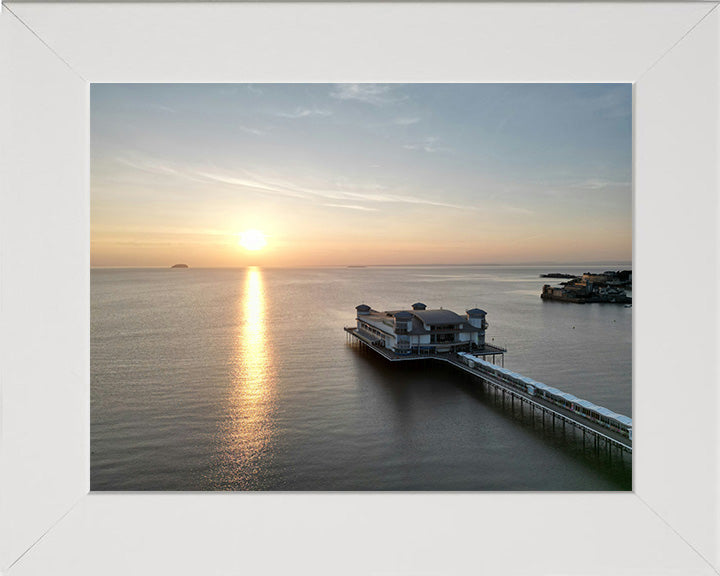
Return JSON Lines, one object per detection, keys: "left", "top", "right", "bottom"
{"left": 354, "top": 303, "right": 491, "bottom": 355}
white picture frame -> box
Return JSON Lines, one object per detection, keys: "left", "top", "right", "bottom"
{"left": 1, "top": 2, "right": 718, "bottom": 574}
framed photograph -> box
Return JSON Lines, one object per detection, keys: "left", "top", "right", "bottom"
{"left": 1, "top": 2, "right": 718, "bottom": 575}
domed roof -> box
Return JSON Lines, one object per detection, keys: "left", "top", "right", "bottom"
{"left": 394, "top": 311, "right": 413, "bottom": 320}
{"left": 466, "top": 308, "right": 487, "bottom": 317}
{"left": 355, "top": 304, "right": 371, "bottom": 311}
{"left": 411, "top": 302, "right": 427, "bottom": 310}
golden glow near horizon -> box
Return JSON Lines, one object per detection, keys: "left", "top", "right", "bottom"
{"left": 238, "top": 229, "right": 267, "bottom": 251}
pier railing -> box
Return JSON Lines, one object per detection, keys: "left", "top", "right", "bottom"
{"left": 345, "top": 326, "right": 631, "bottom": 455}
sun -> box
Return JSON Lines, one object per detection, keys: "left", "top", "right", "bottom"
{"left": 238, "top": 229, "right": 267, "bottom": 251}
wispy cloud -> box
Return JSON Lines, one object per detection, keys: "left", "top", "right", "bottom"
{"left": 323, "top": 203, "right": 379, "bottom": 212}
{"left": 575, "top": 178, "right": 630, "bottom": 190}
{"left": 146, "top": 103, "right": 177, "bottom": 114}
{"left": 218, "top": 85, "right": 264, "bottom": 97}
{"left": 115, "top": 156, "right": 182, "bottom": 178}
{"left": 326, "top": 188, "right": 467, "bottom": 210}
{"left": 403, "top": 136, "right": 451, "bottom": 154}
{"left": 204, "top": 169, "right": 465, "bottom": 209}
{"left": 238, "top": 125, "right": 265, "bottom": 136}
{"left": 330, "top": 84, "right": 405, "bottom": 106}
{"left": 495, "top": 203, "right": 534, "bottom": 215}
{"left": 194, "top": 171, "right": 311, "bottom": 201}
{"left": 275, "top": 107, "right": 332, "bottom": 119}
{"left": 115, "top": 151, "right": 467, "bottom": 211}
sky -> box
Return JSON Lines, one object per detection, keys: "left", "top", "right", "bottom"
{"left": 91, "top": 83, "right": 632, "bottom": 267}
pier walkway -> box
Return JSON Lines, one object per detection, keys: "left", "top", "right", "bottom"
{"left": 345, "top": 326, "right": 632, "bottom": 454}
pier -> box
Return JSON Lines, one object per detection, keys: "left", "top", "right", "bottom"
{"left": 345, "top": 326, "right": 632, "bottom": 455}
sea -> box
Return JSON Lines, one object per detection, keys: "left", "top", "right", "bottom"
{"left": 91, "top": 265, "right": 632, "bottom": 491}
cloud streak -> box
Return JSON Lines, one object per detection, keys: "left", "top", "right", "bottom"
{"left": 117, "top": 154, "right": 467, "bottom": 211}
{"left": 403, "top": 136, "right": 452, "bottom": 154}
{"left": 575, "top": 178, "right": 630, "bottom": 190}
{"left": 199, "top": 168, "right": 466, "bottom": 210}
{"left": 238, "top": 125, "right": 265, "bottom": 136}
{"left": 323, "top": 203, "right": 379, "bottom": 212}
{"left": 274, "top": 107, "right": 332, "bottom": 119}
{"left": 330, "top": 84, "right": 406, "bottom": 106}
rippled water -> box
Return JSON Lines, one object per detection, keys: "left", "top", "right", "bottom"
{"left": 91, "top": 265, "right": 632, "bottom": 491}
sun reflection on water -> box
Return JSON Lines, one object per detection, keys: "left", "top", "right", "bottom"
{"left": 214, "top": 266, "right": 276, "bottom": 489}
{"left": 241, "top": 267, "right": 268, "bottom": 401}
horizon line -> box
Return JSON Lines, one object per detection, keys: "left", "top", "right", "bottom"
{"left": 91, "top": 261, "right": 633, "bottom": 270}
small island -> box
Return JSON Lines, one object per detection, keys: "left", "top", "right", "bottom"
{"left": 171, "top": 263, "right": 189, "bottom": 268}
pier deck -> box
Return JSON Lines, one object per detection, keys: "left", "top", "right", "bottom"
{"left": 345, "top": 326, "right": 631, "bottom": 454}
{"left": 346, "top": 326, "right": 507, "bottom": 361}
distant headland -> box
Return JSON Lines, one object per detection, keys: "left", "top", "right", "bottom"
{"left": 541, "top": 270, "right": 632, "bottom": 304}
{"left": 540, "top": 273, "right": 578, "bottom": 279}
{"left": 171, "top": 264, "right": 189, "bottom": 268}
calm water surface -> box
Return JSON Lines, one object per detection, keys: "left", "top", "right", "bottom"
{"left": 91, "top": 265, "right": 632, "bottom": 491}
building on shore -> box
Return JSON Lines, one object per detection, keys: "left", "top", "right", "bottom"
{"left": 354, "top": 303, "right": 492, "bottom": 355}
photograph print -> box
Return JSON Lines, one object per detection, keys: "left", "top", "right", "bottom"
{"left": 91, "top": 83, "right": 632, "bottom": 491}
